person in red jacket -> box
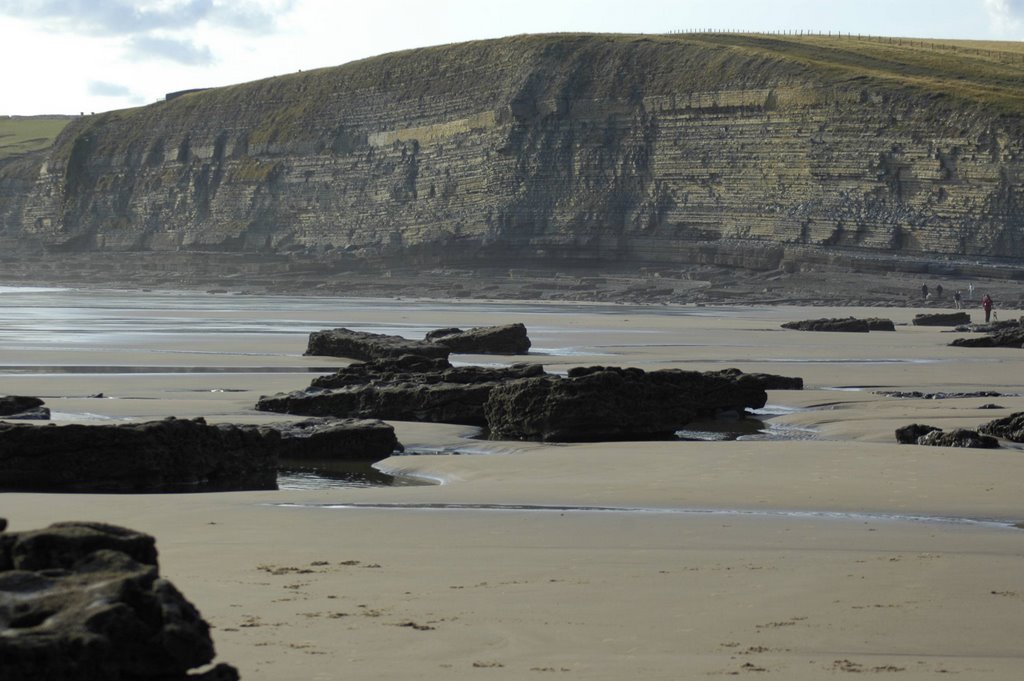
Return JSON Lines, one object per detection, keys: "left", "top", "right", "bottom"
{"left": 982, "top": 293, "right": 993, "bottom": 322}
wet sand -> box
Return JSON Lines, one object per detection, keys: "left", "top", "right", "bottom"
{"left": 4, "top": 296, "right": 1024, "bottom": 679}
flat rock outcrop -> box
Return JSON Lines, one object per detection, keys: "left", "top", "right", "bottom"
{"left": 895, "top": 423, "right": 998, "bottom": 448}
{"left": 913, "top": 312, "right": 972, "bottom": 326}
{"left": 0, "top": 520, "right": 238, "bottom": 681}
{"left": 0, "top": 396, "right": 50, "bottom": 421}
{"left": 274, "top": 417, "right": 403, "bottom": 460}
{"left": 0, "top": 417, "right": 403, "bottom": 491}
{"left": 484, "top": 365, "right": 772, "bottom": 442}
{"left": 424, "top": 323, "right": 531, "bottom": 354}
{"left": 782, "top": 317, "right": 891, "bottom": 332}
{"left": 305, "top": 328, "right": 450, "bottom": 361}
{"left": 978, "top": 412, "right": 1024, "bottom": 442}
{"left": 949, "top": 326, "right": 1024, "bottom": 348}
{"left": 258, "top": 356, "right": 800, "bottom": 441}
{"left": 0, "top": 417, "right": 277, "bottom": 492}
{"left": 258, "top": 356, "right": 544, "bottom": 426}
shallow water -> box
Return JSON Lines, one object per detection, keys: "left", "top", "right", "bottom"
{"left": 271, "top": 501, "right": 1020, "bottom": 530}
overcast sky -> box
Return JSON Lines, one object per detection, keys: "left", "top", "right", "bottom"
{"left": 2, "top": 0, "right": 1022, "bottom": 116}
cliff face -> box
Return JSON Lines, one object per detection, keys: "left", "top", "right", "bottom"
{"left": 2, "top": 34, "right": 1023, "bottom": 270}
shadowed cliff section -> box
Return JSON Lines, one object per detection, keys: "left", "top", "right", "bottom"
{"left": 1, "top": 33, "right": 1022, "bottom": 273}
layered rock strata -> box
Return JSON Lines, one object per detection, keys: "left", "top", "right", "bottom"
{"left": 2, "top": 34, "right": 1022, "bottom": 275}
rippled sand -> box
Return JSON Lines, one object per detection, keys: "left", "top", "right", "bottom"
{"left": 4, "top": 290, "right": 1024, "bottom": 679}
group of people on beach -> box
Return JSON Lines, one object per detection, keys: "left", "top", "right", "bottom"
{"left": 922, "top": 282, "right": 994, "bottom": 321}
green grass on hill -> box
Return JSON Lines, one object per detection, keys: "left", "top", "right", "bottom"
{"left": 41, "top": 33, "right": 1024, "bottom": 165}
{"left": 0, "top": 116, "right": 74, "bottom": 160}
{"left": 676, "top": 33, "right": 1024, "bottom": 112}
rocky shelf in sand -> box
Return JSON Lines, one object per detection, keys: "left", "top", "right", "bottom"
{"left": 258, "top": 355, "right": 545, "bottom": 426}
{"left": 0, "top": 519, "right": 239, "bottom": 681}
{"left": 424, "top": 323, "right": 531, "bottom": 354}
{"left": 0, "top": 396, "right": 50, "bottom": 421}
{"left": 305, "top": 323, "right": 533, "bottom": 360}
{"left": 781, "top": 317, "right": 894, "bottom": 332}
{"left": 0, "top": 416, "right": 401, "bottom": 493}
{"left": 257, "top": 355, "right": 802, "bottom": 443}
{"left": 949, "top": 325, "right": 1024, "bottom": 348}
{"left": 912, "top": 312, "right": 972, "bottom": 326}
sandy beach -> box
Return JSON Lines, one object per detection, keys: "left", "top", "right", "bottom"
{"left": 3, "top": 291, "right": 1024, "bottom": 679}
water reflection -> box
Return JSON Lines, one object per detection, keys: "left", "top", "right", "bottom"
{"left": 277, "top": 458, "right": 432, "bottom": 490}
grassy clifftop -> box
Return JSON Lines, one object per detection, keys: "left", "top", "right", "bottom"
{"left": 0, "top": 116, "right": 73, "bottom": 161}
{"left": 167, "top": 32, "right": 1024, "bottom": 112}
{"left": 48, "top": 32, "right": 1024, "bottom": 160}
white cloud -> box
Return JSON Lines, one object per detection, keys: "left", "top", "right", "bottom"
{"left": 87, "top": 80, "right": 135, "bottom": 97}
{"left": 127, "top": 35, "right": 214, "bottom": 65}
{"left": 982, "top": 0, "right": 1024, "bottom": 34}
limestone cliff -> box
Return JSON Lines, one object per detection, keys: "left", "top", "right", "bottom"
{"left": 1, "top": 33, "right": 1022, "bottom": 272}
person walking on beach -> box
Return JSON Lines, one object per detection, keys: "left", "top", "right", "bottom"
{"left": 982, "top": 293, "right": 993, "bottom": 323}
{"left": 921, "top": 283, "right": 929, "bottom": 300}
{"left": 953, "top": 290, "right": 962, "bottom": 309}
{"left": 936, "top": 284, "right": 943, "bottom": 299}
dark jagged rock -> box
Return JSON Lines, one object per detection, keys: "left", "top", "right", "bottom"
{"left": 0, "top": 521, "right": 238, "bottom": 681}
{"left": 0, "top": 396, "right": 44, "bottom": 415}
{"left": 0, "top": 417, "right": 279, "bottom": 492}
{"left": 896, "top": 424, "right": 998, "bottom": 447}
{"left": 895, "top": 423, "right": 941, "bottom": 444}
{"left": 912, "top": 312, "right": 972, "bottom": 326}
{"left": 274, "top": 417, "right": 403, "bottom": 460}
{"left": 0, "top": 396, "right": 50, "bottom": 421}
{"left": 258, "top": 356, "right": 544, "bottom": 426}
{"left": 978, "top": 412, "right": 1024, "bottom": 442}
{"left": 917, "top": 428, "right": 1000, "bottom": 448}
{"left": 949, "top": 327, "right": 1024, "bottom": 348}
{"left": 483, "top": 366, "right": 770, "bottom": 442}
{"left": 978, "top": 403, "right": 1004, "bottom": 409}
{"left": 877, "top": 390, "right": 1007, "bottom": 400}
{"left": 305, "top": 328, "right": 450, "bottom": 361}
{"left": 781, "top": 317, "right": 870, "bottom": 332}
{"left": 735, "top": 370, "right": 804, "bottom": 391}
{"left": 864, "top": 318, "right": 896, "bottom": 331}
{"left": 0, "top": 407, "right": 51, "bottom": 421}
{"left": 953, "top": 320, "right": 1020, "bottom": 333}
{"left": 424, "top": 323, "right": 532, "bottom": 354}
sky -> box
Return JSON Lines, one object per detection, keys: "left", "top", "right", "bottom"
{"left": 1, "top": 0, "right": 1022, "bottom": 116}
